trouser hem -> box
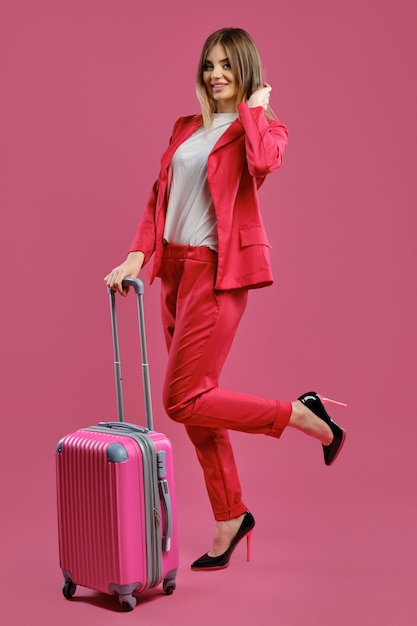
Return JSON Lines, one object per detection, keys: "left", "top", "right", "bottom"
{"left": 214, "top": 501, "right": 249, "bottom": 522}
{"left": 270, "top": 401, "right": 292, "bottom": 438}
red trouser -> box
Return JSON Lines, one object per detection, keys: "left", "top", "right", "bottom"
{"left": 159, "top": 245, "right": 292, "bottom": 521}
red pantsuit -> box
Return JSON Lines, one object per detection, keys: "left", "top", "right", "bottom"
{"left": 129, "top": 103, "right": 290, "bottom": 521}
{"left": 158, "top": 245, "right": 292, "bottom": 521}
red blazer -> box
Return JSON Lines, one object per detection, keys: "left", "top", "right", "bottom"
{"left": 129, "top": 102, "right": 288, "bottom": 290}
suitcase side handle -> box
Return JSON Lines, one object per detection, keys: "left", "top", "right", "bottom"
{"left": 108, "top": 278, "right": 154, "bottom": 430}
{"left": 157, "top": 450, "right": 173, "bottom": 552}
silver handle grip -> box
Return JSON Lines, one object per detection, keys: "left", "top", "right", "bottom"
{"left": 108, "top": 279, "right": 154, "bottom": 430}
{"left": 121, "top": 277, "right": 144, "bottom": 295}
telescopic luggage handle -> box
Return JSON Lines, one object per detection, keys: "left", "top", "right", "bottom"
{"left": 108, "top": 277, "right": 154, "bottom": 430}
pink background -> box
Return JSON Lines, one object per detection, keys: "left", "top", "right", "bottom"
{"left": 1, "top": 0, "right": 416, "bottom": 624}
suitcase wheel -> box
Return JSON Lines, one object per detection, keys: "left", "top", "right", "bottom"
{"left": 163, "top": 579, "right": 176, "bottom": 596}
{"left": 119, "top": 594, "right": 137, "bottom": 612}
{"left": 62, "top": 580, "right": 76, "bottom": 600}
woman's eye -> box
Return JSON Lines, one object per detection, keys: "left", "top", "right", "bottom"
{"left": 203, "top": 61, "right": 231, "bottom": 71}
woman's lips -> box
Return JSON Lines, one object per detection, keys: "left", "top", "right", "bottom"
{"left": 212, "top": 83, "right": 228, "bottom": 92}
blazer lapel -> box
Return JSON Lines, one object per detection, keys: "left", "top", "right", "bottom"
{"left": 210, "top": 118, "right": 244, "bottom": 154}
{"left": 156, "top": 116, "right": 202, "bottom": 221}
{"left": 160, "top": 115, "right": 244, "bottom": 171}
{"left": 160, "top": 116, "right": 203, "bottom": 171}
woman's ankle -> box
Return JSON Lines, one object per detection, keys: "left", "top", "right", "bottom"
{"left": 209, "top": 514, "right": 245, "bottom": 556}
{"left": 289, "top": 401, "right": 333, "bottom": 444}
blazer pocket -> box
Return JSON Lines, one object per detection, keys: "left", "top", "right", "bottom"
{"left": 239, "top": 225, "right": 272, "bottom": 248}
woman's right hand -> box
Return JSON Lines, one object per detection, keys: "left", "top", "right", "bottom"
{"left": 104, "top": 251, "right": 145, "bottom": 296}
{"left": 247, "top": 83, "right": 272, "bottom": 110}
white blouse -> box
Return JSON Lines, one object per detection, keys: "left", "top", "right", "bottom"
{"left": 163, "top": 112, "right": 238, "bottom": 252}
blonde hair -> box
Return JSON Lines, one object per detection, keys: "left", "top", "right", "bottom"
{"left": 196, "top": 28, "right": 275, "bottom": 128}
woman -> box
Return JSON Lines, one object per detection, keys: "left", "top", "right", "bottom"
{"left": 105, "top": 27, "right": 346, "bottom": 571}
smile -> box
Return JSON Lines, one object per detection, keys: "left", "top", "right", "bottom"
{"left": 212, "top": 83, "right": 228, "bottom": 92}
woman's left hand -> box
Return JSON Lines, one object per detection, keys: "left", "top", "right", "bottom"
{"left": 247, "top": 83, "right": 272, "bottom": 110}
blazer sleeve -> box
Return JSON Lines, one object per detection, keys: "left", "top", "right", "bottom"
{"left": 237, "top": 102, "right": 288, "bottom": 178}
{"left": 128, "top": 179, "right": 159, "bottom": 265}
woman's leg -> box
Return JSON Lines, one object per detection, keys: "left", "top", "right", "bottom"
{"left": 159, "top": 245, "right": 338, "bottom": 555}
{"left": 159, "top": 246, "right": 249, "bottom": 521}
{"left": 184, "top": 424, "right": 247, "bottom": 521}
{"left": 160, "top": 248, "right": 292, "bottom": 438}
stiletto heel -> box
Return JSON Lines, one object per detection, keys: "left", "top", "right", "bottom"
{"left": 191, "top": 511, "right": 255, "bottom": 571}
{"left": 320, "top": 395, "right": 348, "bottom": 408}
{"left": 298, "top": 392, "right": 347, "bottom": 466}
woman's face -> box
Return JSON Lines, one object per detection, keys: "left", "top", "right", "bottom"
{"left": 203, "top": 43, "right": 238, "bottom": 113}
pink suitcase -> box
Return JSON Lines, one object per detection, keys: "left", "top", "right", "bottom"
{"left": 56, "top": 278, "right": 179, "bottom": 612}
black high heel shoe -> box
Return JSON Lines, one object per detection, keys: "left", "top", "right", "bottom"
{"left": 191, "top": 511, "right": 255, "bottom": 571}
{"left": 298, "top": 392, "right": 347, "bottom": 466}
